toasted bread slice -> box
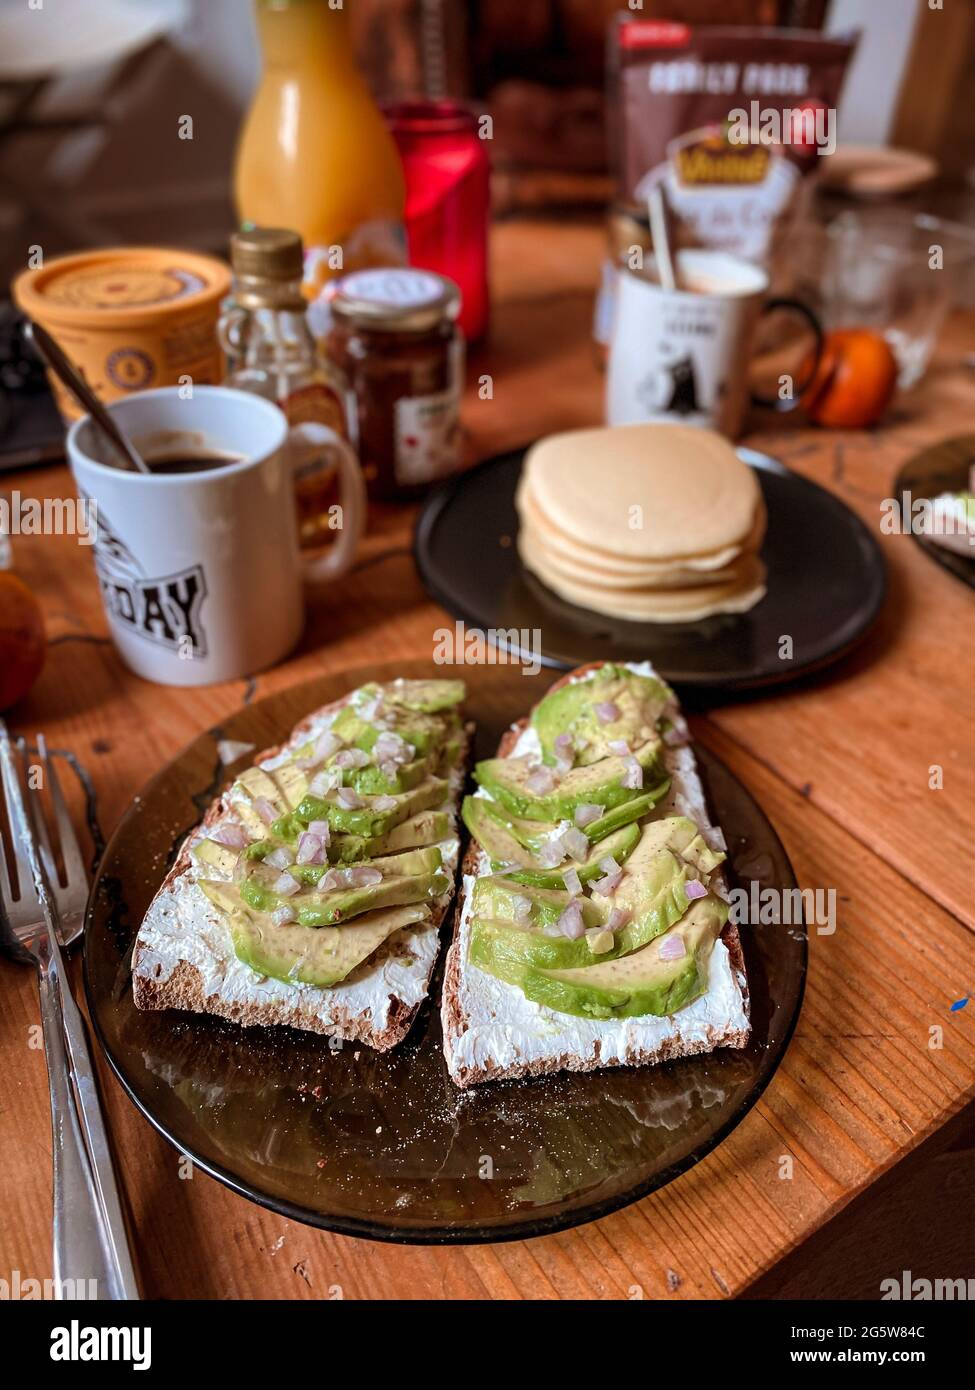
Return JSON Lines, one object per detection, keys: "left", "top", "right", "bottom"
{"left": 441, "top": 661, "right": 749, "bottom": 1087}
{"left": 133, "top": 682, "right": 470, "bottom": 1051}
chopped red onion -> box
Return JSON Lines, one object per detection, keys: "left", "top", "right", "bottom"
{"left": 525, "top": 765, "right": 558, "bottom": 795}
{"left": 319, "top": 868, "right": 342, "bottom": 892}
{"left": 595, "top": 702, "right": 620, "bottom": 724}
{"left": 573, "top": 803, "right": 604, "bottom": 828}
{"left": 296, "top": 832, "right": 325, "bottom": 865}
{"left": 335, "top": 748, "right": 370, "bottom": 770}
{"left": 537, "top": 840, "right": 566, "bottom": 869}
{"left": 372, "top": 794, "right": 398, "bottom": 812}
{"left": 592, "top": 867, "right": 623, "bottom": 896}
{"left": 314, "top": 731, "right": 342, "bottom": 762}
{"left": 374, "top": 731, "right": 413, "bottom": 766}
{"left": 309, "top": 767, "right": 342, "bottom": 797}
{"left": 553, "top": 734, "right": 574, "bottom": 772}
{"left": 606, "top": 906, "right": 632, "bottom": 931}
{"left": 210, "top": 823, "right": 250, "bottom": 849}
{"left": 346, "top": 865, "right": 382, "bottom": 887}
{"left": 702, "top": 825, "right": 727, "bottom": 853}
{"left": 307, "top": 818, "right": 331, "bottom": 844}
{"left": 685, "top": 878, "right": 707, "bottom": 900}
{"left": 658, "top": 933, "right": 687, "bottom": 961}
{"left": 359, "top": 694, "right": 382, "bottom": 721}
{"left": 621, "top": 755, "right": 643, "bottom": 790}
{"left": 599, "top": 855, "right": 622, "bottom": 875}
{"left": 271, "top": 905, "right": 296, "bottom": 927}
{"left": 511, "top": 894, "right": 533, "bottom": 922}
{"left": 336, "top": 786, "right": 364, "bottom": 810}
{"left": 556, "top": 901, "right": 586, "bottom": 939}
{"left": 608, "top": 739, "right": 630, "bottom": 756}
{"left": 272, "top": 871, "right": 301, "bottom": 897}
{"left": 663, "top": 724, "right": 689, "bottom": 748}
{"left": 264, "top": 846, "right": 294, "bottom": 870}
{"left": 560, "top": 826, "right": 590, "bottom": 862}
{"left": 562, "top": 867, "right": 583, "bottom": 897}
{"left": 253, "top": 796, "right": 277, "bottom": 825}
{"left": 216, "top": 739, "right": 255, "bottom": 765}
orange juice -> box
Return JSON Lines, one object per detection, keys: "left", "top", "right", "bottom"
{"left": 235, "top": 0, "right": 406, "bottom": 296}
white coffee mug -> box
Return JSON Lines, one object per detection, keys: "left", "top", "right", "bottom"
{"left": 67, "top": 386, "right": 365, "bottom": 686}
{"left": 607, "top": 249, "right": 822, "bottom": 438}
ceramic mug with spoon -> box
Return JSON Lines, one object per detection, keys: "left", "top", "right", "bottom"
{"left": 66, "top": 386, "right": 365, "bottom": 686}
{"left": 607, "top": 249, "right": 823, "bottom": 438}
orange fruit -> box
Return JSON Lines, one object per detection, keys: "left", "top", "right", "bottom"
{"left": 0, "top": 572, "right": 46, "bottom": 711}
{"left": 801, "top": 328, "right": 899, "bottom": 429}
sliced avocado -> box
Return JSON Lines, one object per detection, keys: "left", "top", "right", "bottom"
{"left": 468, "top": 816, "right": 723, "bottom": 970}
{"left": 471, "top": 874, "right": 605, "bottom": 931}
{"left": 295, "top": 776, "right": 448, "bottom": 837}
{"left": 347, "top": 755, "right": 428, "bottom": 797}
{"left": 236, "top": 764, "right": 308, "bottom": 814}
{"left": 475, "top": 741, "right": 668, "bottom": 822}
{"left": 582, "top": 791, "right": 665, "bottom": 842}
{"left": 507, "top": 822, "right": 641, "bottom": 888}
{"left": 532, "top": 665, "right": 672, "bottom": 768}
{"left": 470, "top": 897, "right": 724, "bottom": 1019}
{"left": 284, "top": 845, "right": 443, "bottom": 888}
{"left": 382, "top": 678, "right": 465, "bottom": 713}
{"left": 192, "top": 837, "right": 238, "bottom": 876}
{"left": 329, "top": 810, "right": 451, "bottom": 863}
{"left": 239, "top": 850, "right": 448, "bottom": 926}
{"left": 330, "top": 703, "right": 456, "bottom": 760}
{"left": 462, "top": 797, "right": 538, "bottom": 869}
{"left": 199, "top": 881, "right": 430, "bottom": 986}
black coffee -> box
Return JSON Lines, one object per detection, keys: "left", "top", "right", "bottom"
{"left": 147, "top": 451, "right": 242, "bottom": 475}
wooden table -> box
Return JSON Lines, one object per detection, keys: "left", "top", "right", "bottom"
{"left": 3, "top": 220, "right": 974, "bottom": 1300}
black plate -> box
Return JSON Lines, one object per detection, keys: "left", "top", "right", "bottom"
{"left": 85, "top": 661, "right": 806, "bottom": 1245}
{"left": 414, "top": 447, "right": 886, "bottom": 687}
{"left": 895, "top": 434, "right": 975, "bottom": 590}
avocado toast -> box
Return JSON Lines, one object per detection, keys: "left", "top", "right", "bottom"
{"left": 441, "top": 662, "right": 749, "bottom": 1087}
{"left": 133, "top": 678, "right": 469, "bottom": 1049}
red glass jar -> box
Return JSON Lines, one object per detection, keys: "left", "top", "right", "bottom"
{"left": 384, "top": 100, "right": 490, "bottom": 343}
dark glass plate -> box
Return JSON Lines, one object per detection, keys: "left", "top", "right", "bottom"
{"left": 895, "top": 434, "right": 975, "bottom": 591}
{"left": 414, "top": 447, "right": 886, "bottom": 687}
{"left": 84, "top": 661, "right": 806, "bottom": 1244}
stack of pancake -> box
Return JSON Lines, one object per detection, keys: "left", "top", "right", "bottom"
{"left": 515, "top": 423, "right": 767, "bottom": 623}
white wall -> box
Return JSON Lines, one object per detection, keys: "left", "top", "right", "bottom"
{"left": 826, "top": 0, "right": 922, "bottom": 146}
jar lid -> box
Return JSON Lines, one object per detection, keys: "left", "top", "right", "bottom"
{"left": 12, "top": 247, "right": 232, "bottom": 328}
{"left": 230, "top": 227, "right": 306, "bottom": 309}
{"left": 328, "top": 268, "right": 460, "bottom": 332}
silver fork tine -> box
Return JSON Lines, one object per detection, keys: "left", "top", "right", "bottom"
{"left": 38, "top": 734, "right": 87, "bottom": 889}
{"left": 0, "top": 722, "right": 33, "bottom": 904}
{"left": 21, "top": 736, "right": 60, "bottom": 890}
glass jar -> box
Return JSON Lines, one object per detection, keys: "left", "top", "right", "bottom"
{"left": 325, "top": 268, "right": 464, "bottom": 502}
{"left": 384, "top": 101, "right": 490, "bottom": 343}
{"left": 220, "top": 227, "right": 359, "bottom": 550}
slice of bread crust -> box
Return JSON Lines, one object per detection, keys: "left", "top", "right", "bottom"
{"left": 132, "top": 690, "right": 471, "bottom": 1052}
{"left": 441, "top": 661, "right": 750, "bottom": 1087}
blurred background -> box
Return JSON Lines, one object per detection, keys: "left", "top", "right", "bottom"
{"left": 1, "top": 0, "right": 973, "bottom": 287}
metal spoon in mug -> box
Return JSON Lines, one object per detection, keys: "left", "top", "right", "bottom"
{"left": 648, "top": 184, "right": 680, "bottom": 293}
{"left": 25, "top": 321, "right": 152, "bottom": 475}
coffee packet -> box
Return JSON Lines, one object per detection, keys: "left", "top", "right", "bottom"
{"left": 609, "top": 19, "right": 859, "bottom": 267}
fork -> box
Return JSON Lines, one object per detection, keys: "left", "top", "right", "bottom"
{"left": 0, "top": 723, "right": 139, "bottom": 1299}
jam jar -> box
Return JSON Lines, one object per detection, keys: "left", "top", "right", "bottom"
{"left": 325, "top": 268, "right": 464, "bottom": 501}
